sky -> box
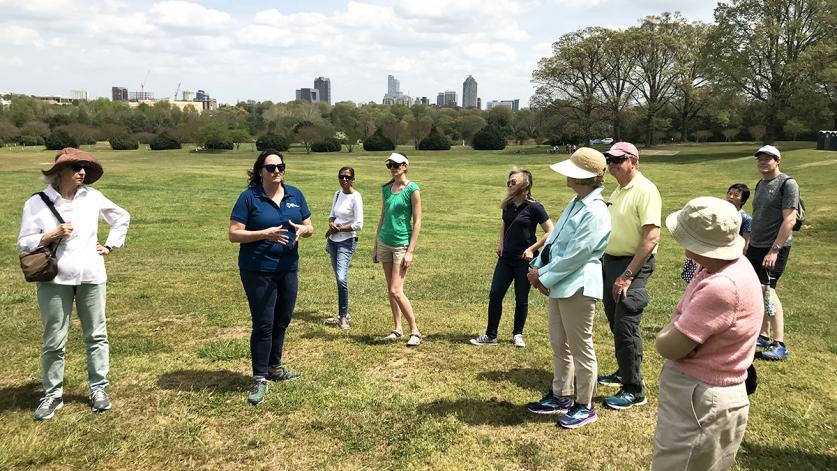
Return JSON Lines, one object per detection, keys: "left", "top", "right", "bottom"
{"left": 0, "top": 0, "right": 717, "bottom": 106}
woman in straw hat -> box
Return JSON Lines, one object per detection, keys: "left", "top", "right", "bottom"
{"left": 652, "top": 197, "right": 763, "bottom": 470}
{"left": 525, "top": 147, "right": 611, "bottom": 429}
{"left": 18, "top": 148, "right": 130, "bottom": 420}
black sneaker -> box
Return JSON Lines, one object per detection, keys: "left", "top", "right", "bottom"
{"left": 34, "top": 396, "right": 64, "bottom": 420}
{"left": 90, "top": 389, "right": 112, "bottom": 413}
{"left": 597, "top": 371, "right": 622, "bottom": 387}
{"left": 603, "top": 389, "right": 647, "bottom": 410}
{"left": 267, "top": 366, "right": 302, "bottom": 382}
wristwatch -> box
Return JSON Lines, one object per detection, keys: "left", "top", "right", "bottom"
{"left": 770, "top": 243, "right": 782, "bottom": 252}
{"left": 622, "top": 268, "right": 634, "bottom": 279}
{"left": 105, "top": 245, "right": 113, "bottom": 252}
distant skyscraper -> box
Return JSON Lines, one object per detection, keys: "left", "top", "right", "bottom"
{"left": 111, "top": 86, "right": 128, "bottom": 101}
{"left": 196, "top": 90, "right": 210, "bottom": 101}
{"left": 436, "top": 92, "right": 445, "bottom": 107}
{"left": 295, "top": 88, "right": 320, "bottom": 103}
{"left": 70, "top": 90, "right": 88, "bottom": 101}
{"left": 444, "top": 90, "right": 457, "bottom": 107}
{"left": 314, "top": 76, "right": 331, "bottom": 104}
{"left": 487, "top": 99, "right": 520, "bottom": 111}
{"left": 387, "top": 74, "right": 400, "bottom": 95}
{"left": 462, "top": 75, "right": 477, "bottom": 108}
{"left": 477, "top": 97, "right": 482, "bottom": 109}
{"left": 182, "top": 90, "right": 196, "bottom": 101}
{"left": 419, "top": 97, "right": 429, "bottom": 106}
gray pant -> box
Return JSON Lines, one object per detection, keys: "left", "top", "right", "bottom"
{"left": 602, "top": 254, "right": 655, "bottom": 396}
{"left": 37, "top": 282, "right": 109, "bottom": 398}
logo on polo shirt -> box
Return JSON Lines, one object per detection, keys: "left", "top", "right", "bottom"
{"left": 286, "top": 202, "right": 300, "bottom": 208}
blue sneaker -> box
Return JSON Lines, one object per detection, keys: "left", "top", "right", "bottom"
{"left": 756, "top": 335, "right": 772, "bottom": 349}
{"left": 526, "top": 392, "right": 573, "bottom": 415}
{"left": 558, "top": 404, "right": 598, "bottom": 429}
{"left": 761, "top": 342, "right": 788, "bottom": 361}
{"left": 597, "top": 372, "right": 622, "bottom": 387}
{"left": 604, "top": 389, "right": 647, "bottom": 410}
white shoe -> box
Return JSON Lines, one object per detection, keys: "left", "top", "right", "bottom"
{"left": 513, "top": 334, "right": 526, "bottom": 348}
{"left": 469, "top": 334, "right": 498, "bottom": 346}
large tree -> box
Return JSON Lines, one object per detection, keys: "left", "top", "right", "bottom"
{"left": 671, "top": 21, "right": 713, "bottom": 142}
{"left": 596, "top": 28, "right": 636, "bottom": 141}
{"left": 712, "top": 0, "right": 832, "bottom": 142}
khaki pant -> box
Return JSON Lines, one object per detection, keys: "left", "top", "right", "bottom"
{"left": 547, "top": 290, "right": 597, "bottom": 407}
{"left": 653, "top": 362, "right": 750, "bottom": 471}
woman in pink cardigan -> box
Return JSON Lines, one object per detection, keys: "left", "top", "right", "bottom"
{"left": 653, "top": 197, "right": 763, "bottom": 470}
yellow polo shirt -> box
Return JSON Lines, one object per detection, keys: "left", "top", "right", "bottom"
{"left": 606, "top": 172, "right": 662, "bottom": 256}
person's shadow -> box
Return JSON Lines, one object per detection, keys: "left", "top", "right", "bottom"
{"left": 0, "top": 381, "right": 87, "bottom": 412}
{"left": 157, "top": 370, "right": 251, "bottom": 393}
{"left": 476, "top": 368, "right": 552, "bottom": 392}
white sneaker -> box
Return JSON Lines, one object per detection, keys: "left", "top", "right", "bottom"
{"left": 324, "top": 316, "right": 340, "bottom": 325}
{"left": 469, "top": 334, "right": 498, "bottom": 346}
{"left": 513, "top": 334, "right": 526, "bottom": 348}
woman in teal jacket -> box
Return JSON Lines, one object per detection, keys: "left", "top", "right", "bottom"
{"left": 525, "top": 147, "right": 611, "bottom": 429}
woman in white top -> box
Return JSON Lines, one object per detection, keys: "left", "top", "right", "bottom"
{"left": 324, "top": 166, "right": 364, "bottom": 330}
{"left": 18, "top": 148, "right": 130, "bottom": 420}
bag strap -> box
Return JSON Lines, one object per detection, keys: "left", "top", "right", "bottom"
{"left": 503, "top": 200, "right": 531, "bottom": 235}
{"left": 36, "top": 192, "right": 66, "bottom": 224}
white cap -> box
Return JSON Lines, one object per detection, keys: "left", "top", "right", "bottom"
{"left": 386, "top": 153, "right": 408, "bottom": 164}
{"left": 755, "top": 145, "right": 781, "bottom": 160}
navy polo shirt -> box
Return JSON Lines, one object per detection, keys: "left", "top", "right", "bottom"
{"left": 230, "top": 184, "right": 311, "bottom": 272}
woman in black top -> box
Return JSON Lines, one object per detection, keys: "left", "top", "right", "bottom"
{"left": 470, "top": 168, "right": 554, "bottom": 347}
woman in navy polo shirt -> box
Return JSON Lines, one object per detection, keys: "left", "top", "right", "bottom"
{"left": 470, "top": 168, "right": 553, "bottom": 348}
{"left": 229, "top": 149, "right": 314, "bottom": 406}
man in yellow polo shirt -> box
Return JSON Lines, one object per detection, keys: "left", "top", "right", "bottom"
{"left": 597, "top": 142, "right": 661, "bottom": 410}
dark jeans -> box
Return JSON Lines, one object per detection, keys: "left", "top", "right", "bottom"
{"left": 486, "top": 256, "right": 531, "bottom": 338}
{"left": 602, "top": 254, "right": 655, "bottom": 396}
{"left": 240, "top": 269, "right": 298, "bottom": 378}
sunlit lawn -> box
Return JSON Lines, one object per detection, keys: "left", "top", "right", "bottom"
{"left": 0, "top": 141, "right": 835, "bottom": 469}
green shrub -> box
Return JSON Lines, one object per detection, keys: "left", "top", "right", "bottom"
{"left": 311, "top": 137, "right": 342, "bottom": 152}
{"left": 44, "top": 129, "right": 79, "bottom": 150}
{"left": 418, "top": 126, "right": 451, "bottom": 151}
{"left": 363, "top": 129, "right": 395, "bottom": 151}
{"left": 149, "top": 132, "right": 181, "bottom": 150}
{"left": 472, "top": 125, "right": 506, "bottom": 150}
{"left": 204, "top": 136, "right": 234, "bottom": 150}
{"left": 109, "top": 135, "right": 139, "bottom": 150}
{"left": 18, "top": 135, "right": 44, "bottom": 146}
{"left": 256, "top": 133, "right": 290, "bottom": 152}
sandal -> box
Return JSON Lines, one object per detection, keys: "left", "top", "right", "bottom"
{"left": 383, "top": 330, "right": 403, "bottom": 342}
{"left": 406, "top": 332, "right": 422, "bottom": 347}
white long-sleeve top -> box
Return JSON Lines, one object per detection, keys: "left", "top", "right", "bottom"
{"left": 328, "top": 190, "right": 363, "bottom": 242}
{"left": 18, "top": 185, "right": 130, "bottom": 285}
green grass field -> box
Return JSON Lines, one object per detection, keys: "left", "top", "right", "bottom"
{"left": 1, "top": 142, "right": 835, "bottom": 470}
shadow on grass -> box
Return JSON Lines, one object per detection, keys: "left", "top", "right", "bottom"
{"left": 737, "top": 442, "right": 837, "bottom": 470}
{"left": 418, "top": 397, "right": 552, "bottom": 426}
{"left": 157, "top": 369, "right": 250, "bottom": 393}
{"left": 291, "top": 310, "right": 321, "bottom": 323}
{"left": 477, "top": 368, "right": 552, "bottom": 392}
{"left": 0, "top": 381, "right": 87, "bottom": 412}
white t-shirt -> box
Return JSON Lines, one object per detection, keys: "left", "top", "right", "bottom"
{"left": 328, "top": 190, "right": 364, "bottom": 242}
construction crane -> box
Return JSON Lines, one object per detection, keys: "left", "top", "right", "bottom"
{"left": 173, "top": 82, "right": 181, "bottom": 101}
{"left": 139, "top": 69, "right": 150, "bottom": 99}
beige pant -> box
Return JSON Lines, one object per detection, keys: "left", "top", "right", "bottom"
{"left": 547, "top": 290, "right": 598, "bottom": 407}
{"left": 653, "top": 362, "right": 750, "bottom": 471}
{"left": 376, "top": 241, "right": 408, "bottom": 265}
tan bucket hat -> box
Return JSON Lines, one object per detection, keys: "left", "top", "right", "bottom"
{"left": 550, "top": 147, "right": 606, "bottom": 179}
{"left": 666, "top": 197, "right": 744, "bottom": 260}
{"left": 42, "top": 148, "right": 104, "bottom": 184}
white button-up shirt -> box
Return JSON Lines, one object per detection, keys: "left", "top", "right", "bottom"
{"left": 18, "top": 185, "right": 130, "bottom": 285}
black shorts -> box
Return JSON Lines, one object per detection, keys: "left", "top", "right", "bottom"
{"left": 746, "top": 246, "right": 790, "bottom": 288}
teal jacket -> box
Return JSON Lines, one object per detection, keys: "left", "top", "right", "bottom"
{"left": 531, "top": 186, "right": 611, "bottom": 300}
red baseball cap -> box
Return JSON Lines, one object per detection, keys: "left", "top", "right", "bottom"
{"left": 604, "top": 142, "right": 639, "bottom": 160}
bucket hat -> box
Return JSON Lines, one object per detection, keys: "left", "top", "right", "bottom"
{"left": 666, "top": 196, "right": 744, "bottom": 260}
{"left": 42, "top": 148, "right": 104, "bottom": 184}
{"left": 550, "top": 147, "right": 606, "bottom": 179}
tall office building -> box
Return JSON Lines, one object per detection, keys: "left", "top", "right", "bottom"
{"left": 70, "top": 90, "right": 88, "bottom": 101}
{"left": 196, "top": 90, "right": 210, "bottom": 101}
{"left": 295, "top": 88, "right": 320, "bottom": 103}
{"left": 487, "top": 99, "right": 520, "bottom": 111}
{"left": 112, "top": 86, "right": 128, "bottom": 101}
{"left": 387, "top": 74, "right": 400, "bottom": 95}
{"left": 314, "top": 76, "right": 331, "bottom": 105}
{"left": 182, "top": 90, "right": 196, "bottom": 101}
{"left": 437, "top": 90, "right": 457, "bottom": 107}
{"left": 462, "top": 75, "right": 477, "bottom": 108}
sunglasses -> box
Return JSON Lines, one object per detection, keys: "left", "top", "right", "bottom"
{"left": 338, "top": 175, "right": 353, "bottom": 181}
{"left": 70, "top": 163, "right": 88, "bottom": 172}
{"left": 507, "top": 179, "right": 517, "bottom": 187}
{"left": 386, "top": 162, "right": 404, "bottom": 169}
{"left": 263, "top": 163, "right": 285, "bottom": 173}
{"left": 605, "top": 156, "right": 630, "bottom": 165}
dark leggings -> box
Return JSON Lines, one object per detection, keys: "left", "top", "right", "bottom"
{"left": 486, "top": 256, "right": 531, "bottom": 338}
{"left": 240, "top": 269, "right": 298, "bottom": 378}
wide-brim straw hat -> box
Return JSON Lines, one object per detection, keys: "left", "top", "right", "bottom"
{"left": 666, "top": 196, "right": 744, "bottom": 260}
{"left": 41, "top": 148, "right": 104, "bottom": 184}
{"left": 550, "top": 147, "right": 606, "bottom": 178}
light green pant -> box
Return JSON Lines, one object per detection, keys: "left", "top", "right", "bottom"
{"left": 37, "top": 282, "right": 109, "bottom": 398}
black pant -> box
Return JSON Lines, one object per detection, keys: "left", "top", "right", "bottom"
{"left": 486, "top": 256, "right": 531, "bottom": 338}
{"left": 240, "top": 269, "right": 298, "bottom": 378}
{"left": 602, "top": 255, "right": 655, "bottom": 396}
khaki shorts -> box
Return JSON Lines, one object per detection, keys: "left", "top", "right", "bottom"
{"left": 376, "top": 241, "right": 408, "bottom": 264}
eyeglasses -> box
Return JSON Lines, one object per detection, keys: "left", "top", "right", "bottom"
{"left": 70, "top": 163, "right": 88, "bottom": 172}
{"left": 507, "top": 179, "right": 517, "bottom": 187}
{"left": 605, "top": 156, "right": 630, "bottom": 165}
{"left": 263, "top": 163, "right": 285, "bottom": 173}
{"left": 385, "top": 162, "right": 403, "bottom": 169}
{"left": 338, "top": 175, "right": 353, "bottom": 181}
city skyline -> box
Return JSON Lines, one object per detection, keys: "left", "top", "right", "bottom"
{"left": 0, "top": 1, "right": 716, "bottom": 105}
